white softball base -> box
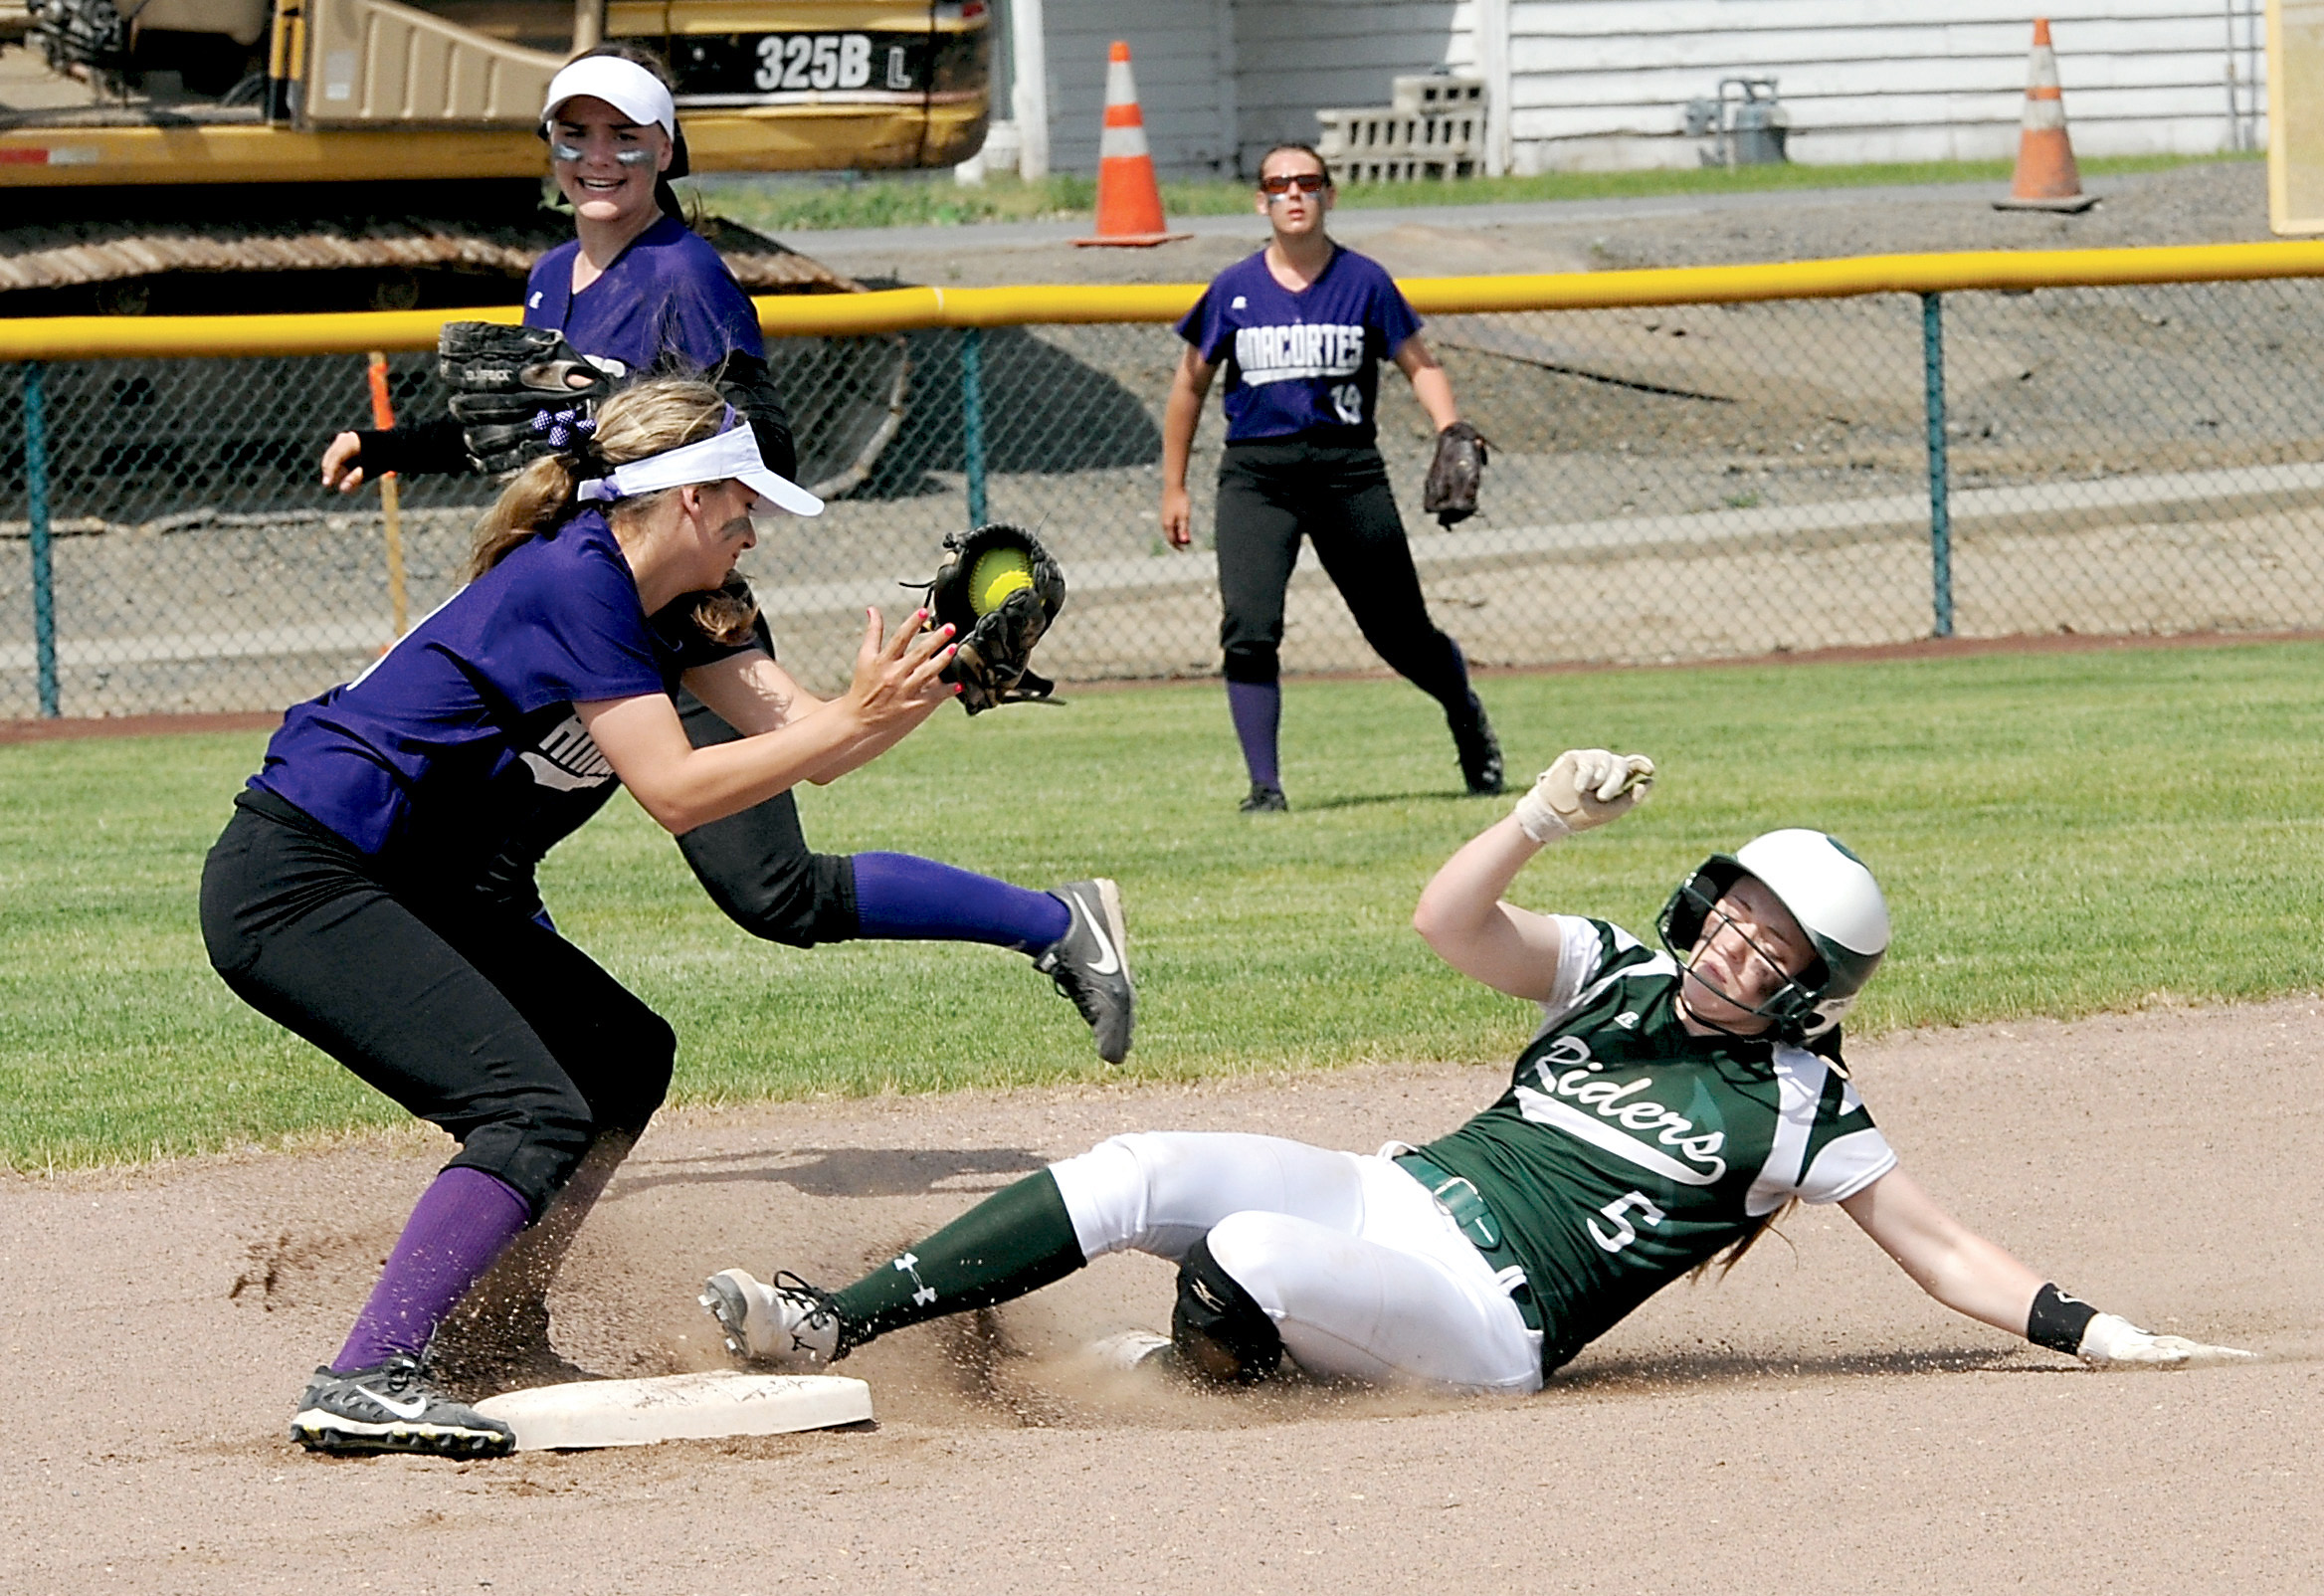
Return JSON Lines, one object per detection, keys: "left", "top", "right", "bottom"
{"left": 475, "top": 1372, "right": 872, "bottom": 1451}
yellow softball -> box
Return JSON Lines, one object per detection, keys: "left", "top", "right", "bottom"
{"left": 968, "top": 545, "right": 1036, "bottom": 616}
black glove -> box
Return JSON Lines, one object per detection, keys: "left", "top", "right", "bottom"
{"left": 438, "top": 321, "right": 624, "bottom": 476}
{"left": 1423, "top": 419, "right": 1489, "bottom": 527}
{"left": 924, "top": 523, "right": 1066, "bottom": 715}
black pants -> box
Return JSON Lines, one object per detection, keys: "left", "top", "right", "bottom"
{"left": 200, "top": 793, "right": 676, "bottom": 1216}
{"left": 672, "top": 687, "right": 860, "bottom": 947}
{"left": 1214, "top": 440, "right": 1470, "bottom": 708}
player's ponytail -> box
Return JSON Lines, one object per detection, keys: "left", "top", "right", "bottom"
{"left": 465, "top": 376, "right": 727, "bottom": 580}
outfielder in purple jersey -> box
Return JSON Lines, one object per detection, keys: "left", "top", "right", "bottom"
{"left": 1162, "top": 142, "right": 1501, "bottom": 814}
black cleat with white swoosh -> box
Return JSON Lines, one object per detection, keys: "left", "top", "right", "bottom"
{"left": 1035, "top": 879, "right": 1134, "bottom": 1065}
{"left": 290, "top": 1354, "right": 514, "bottom": 1458}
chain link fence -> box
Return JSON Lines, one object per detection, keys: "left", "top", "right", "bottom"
{"left": 9, "top": 269, "right": 2324, "bottom": 719}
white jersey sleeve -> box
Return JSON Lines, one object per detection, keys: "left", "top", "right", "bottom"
{"left": 1744, "top": 1045, "right": 1897, "bottom": 1216}
{"left": 1534, "top": 914, "right": 1617, "bottom": 1031}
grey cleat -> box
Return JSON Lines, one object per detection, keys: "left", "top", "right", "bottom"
{"left": 290, "top": 1354, "right": 514, "bottom": 1458}
{"left": 1034, "top": 879, "right": 1134, "bottom": 1065}
{"left": 1239, "top": 782, "right": 1288, "bottom": 814}
{"left": 699, "top": 1269, "right": 842, "bottom": 1369}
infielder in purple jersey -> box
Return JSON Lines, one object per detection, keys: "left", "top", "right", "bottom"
{"left": 700, "top": 751, "right": 2250, "bottom": 1392}
{"left": 210, "top": 377, "right": 960, "bottom": 1457}
{"left": 306, "top": 48, "right": 1133, "bottom": 1386}
{"left": 1162, "top": 142, "right": 1501, "bottom": 813}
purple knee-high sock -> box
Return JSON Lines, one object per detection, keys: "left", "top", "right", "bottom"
{"left": 1226, "top": 680, "right": 1281, "bottom": 789}
{"left": 332, "top": 1166, "right": 532, "bottom": 1373}
{"left": 850, "top": 852, "right": 1071, "bottom": 951}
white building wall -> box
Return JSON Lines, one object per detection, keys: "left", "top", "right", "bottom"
{"left": 1473, "top": 0, "right": 2267, "bottom": 172}
{"left": 1041, "top": 0, "right": 1239, "bottom": 174}
{"left": 1028, "top": 0, "right": 2265, "bottom": 178}
{"left": 1233, "top": 2, "right": 1464, "bottom": 171}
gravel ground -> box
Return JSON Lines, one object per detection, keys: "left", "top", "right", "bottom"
{"left": 796, "top": 161, "right": 2276, "bottom": 287}
{"left": 5, "top": 999, "right": 2319, "bottom": 1595}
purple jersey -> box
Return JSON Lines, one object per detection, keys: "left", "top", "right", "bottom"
{"left": 251, "top": 510, "right": 679, "bottom": 875}
{"left": 1176, "top": 247, "right": 1422, "bottom": 446}
{"left": 524, "top": 214, "right": 764, "bottom": 376}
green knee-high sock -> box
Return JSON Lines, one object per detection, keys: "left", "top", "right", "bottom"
{"left": 831, "top": 1169, "right": 1084, "bottom": 1352}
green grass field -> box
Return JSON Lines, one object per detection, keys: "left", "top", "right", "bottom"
{"left": 5, "top": 638, "right": 2321, "bottom": 1171}
{"left": 693, "top": 152, "right": 2255, "bottom": 237}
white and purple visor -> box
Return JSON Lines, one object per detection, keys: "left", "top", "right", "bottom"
{"left": 542, "top": 57, "right": 678, "bottom": 142}
{"left": 577, "top": 416, "right": 823, "bottom": 517}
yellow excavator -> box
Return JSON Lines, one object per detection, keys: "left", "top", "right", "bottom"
{"left": 0, "top": 0, "right": 991, "bottom": 313}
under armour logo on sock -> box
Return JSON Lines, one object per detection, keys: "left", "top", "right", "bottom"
{"left": 893, "top": 1251, "right": 937, "bottom": 1307}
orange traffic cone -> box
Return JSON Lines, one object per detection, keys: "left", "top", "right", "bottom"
{"left": 1074, "top": 41, "right": 1191, "bottom": 248}
{"left": 1995, "top": 19, "right": 2097, "bottom": 213}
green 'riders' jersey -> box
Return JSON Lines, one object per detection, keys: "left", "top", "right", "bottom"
{"left": 1420, "top": 916, "right": 1895, "bottom": 1375}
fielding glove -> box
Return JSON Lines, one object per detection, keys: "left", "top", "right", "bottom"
{"left": 438, "top": 321, "right": 625, "bottom": 476}
{"left": 1423, "top": 420, "right": 1488, "bottom": 527}
{"left": 923, "top": 523, "right": 1067, "bottom": 715}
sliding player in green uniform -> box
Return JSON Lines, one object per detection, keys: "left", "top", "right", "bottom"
{"left": 697, "top": 749, "right": 2248, "bottom": 1390}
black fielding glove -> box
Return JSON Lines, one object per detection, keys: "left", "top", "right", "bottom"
{"left": 923, "top": 523, "right": 1066, "bottom": 715}
{"left": 438, "top": 321, "right": 624, "bottom": 476}
{"left": 1423, "top": 419, "right": 1488, "bottom": 527}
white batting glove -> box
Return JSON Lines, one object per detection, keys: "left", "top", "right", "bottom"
{"left": 2076, "top": 1312, "right": 2255, "bottom": 1368}
{"left": 1513, "top": 749, "right": 1655, "bottom": 843}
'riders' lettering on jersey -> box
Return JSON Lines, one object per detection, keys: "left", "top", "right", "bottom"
{"left": 1232, "top": 322, "right": 1366, "bottom": 386}
{"left": 1420, "top": 916, "right": 1896, "bottom": 1375}
{"left": 1513, "top": 1038, "right": 1729, "bottom": 1185}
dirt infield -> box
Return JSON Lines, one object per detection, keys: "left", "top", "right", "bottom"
{"left": 4, "top": 998, "right": 2320, "bottom": 1594}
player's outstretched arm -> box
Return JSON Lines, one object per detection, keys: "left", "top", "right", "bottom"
{"left": 585, "top": 606, "right": 954, "bottom": 833}
{"left": 683, "top": 651, "right": 905, "bottom": 788}
{"left": 1414, "top": 748, "right": 1653, "bottom": 1001}
{"left": 1840, "top": 1167, "right": 2252, "bottom": 1367}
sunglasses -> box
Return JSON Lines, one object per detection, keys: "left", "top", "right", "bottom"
{"left": 1259, "top": 172, "right": 1329, "bottom": 196}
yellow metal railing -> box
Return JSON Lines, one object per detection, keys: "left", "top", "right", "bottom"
{"left": 4, "top": 242, "right": 2324, "bottom": 362}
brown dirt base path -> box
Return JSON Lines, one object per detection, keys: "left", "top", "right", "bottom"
{"left": 5, "top": 1000, "right": 2321, "bottom": 1594}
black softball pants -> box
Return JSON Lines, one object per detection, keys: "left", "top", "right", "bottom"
{"left": 672, "top": 686, "right": 860, "bottom": 947}
{"left": 1214, "top": 440, "right": 1470, "bottom": 705}
{"left": 200, "top": 792, "right": 676, "bottom": 1217}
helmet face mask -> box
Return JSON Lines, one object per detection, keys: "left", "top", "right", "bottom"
{"left": 1656, "top": 832, "right": 1891, "bottom": 1044}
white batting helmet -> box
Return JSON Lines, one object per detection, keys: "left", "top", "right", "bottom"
{"left": 1656, "top": 828, "right": 1891, "bottom": 1042}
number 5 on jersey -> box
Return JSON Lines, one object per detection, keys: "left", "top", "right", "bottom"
{"left": 1589, "top": 1190, "right": 1667, "bottom": 1254}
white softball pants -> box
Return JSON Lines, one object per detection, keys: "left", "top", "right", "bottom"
{"left": 1047, "top": 1132, "right": 1544, "bottom": 1393}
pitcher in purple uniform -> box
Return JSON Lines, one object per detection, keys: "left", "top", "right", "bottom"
{"left": 1162, "top": 142, "right": 1501, "bottom": 813}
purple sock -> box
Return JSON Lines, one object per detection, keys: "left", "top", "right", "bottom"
{"left": 332, "top": 1166, "right": 532, "bottom": 1373}
{"left": 1226, "top": 680, "right": 1281, "bottom": 789}
{"left": 850, "top": 852, "right": 1071, "bottom": 951}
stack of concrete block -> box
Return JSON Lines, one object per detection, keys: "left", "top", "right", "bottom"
{"left": 1315, "top": 74, "right": 1485, "bottom": 184}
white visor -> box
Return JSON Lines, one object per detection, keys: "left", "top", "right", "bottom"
{"left": 542, "top": 57, "right": 677, "bottom": 141}
{"left": 577, "top": 419, "right": 823, "bottom": 517}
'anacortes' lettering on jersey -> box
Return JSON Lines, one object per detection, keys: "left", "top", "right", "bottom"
{"left": 1511, "top": 1037, "right": 1728, "bottom": 1185}
{"left": 1234, "top": 323, "right": 1366, "bottom": 386}
{"left": 519, "top": 713, "right": 617, "bottom": 792}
